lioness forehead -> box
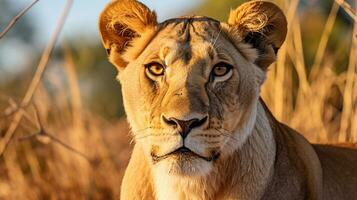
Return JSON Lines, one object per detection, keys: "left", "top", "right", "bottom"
{"left": 143, "top": 17, "right": 225, "bottom": 65}
{"left": 157, "top": 17, "right": 221, "bottom": 45}
{"left": 158, "top": 16, "right": 220, "bottom": 33}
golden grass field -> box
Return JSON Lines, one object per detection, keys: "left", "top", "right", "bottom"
{"left": 0, "top": 0, "right": 356, "bottom": 199}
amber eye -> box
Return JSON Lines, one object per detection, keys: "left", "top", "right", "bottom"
{"left": 146, "top": 62, "right": 165, "bottom": 76}
{"left": 212, "top": 63, "right": 232, "bottom": 77}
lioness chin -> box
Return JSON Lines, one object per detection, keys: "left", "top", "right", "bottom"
{"left": 98, "top": 0, "right": 357, "bottom": 199}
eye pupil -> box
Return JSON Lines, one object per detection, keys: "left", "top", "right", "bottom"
{"left": 155, "top": 66, "right": 161, "bottom": 71}
{"left": 215, "top": 67, "right": 225, "bottom": 73}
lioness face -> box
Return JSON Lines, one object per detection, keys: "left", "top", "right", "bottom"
{"left": 99, "top": 0, "right": 287, "bottom": 176}
{"left": 119, "top": 20, "right": 263, "bottom": 176}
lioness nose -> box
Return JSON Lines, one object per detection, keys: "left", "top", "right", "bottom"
{"left": 162, "top": 115, "right": 208, "bottom": 139}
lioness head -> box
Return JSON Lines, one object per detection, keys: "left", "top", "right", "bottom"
{"left": 99, "top": 0, "right": 286, "bottom": 176}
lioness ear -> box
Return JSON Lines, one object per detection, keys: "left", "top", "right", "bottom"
{"left": 227, "top": 1, "right": 287, "bottom": 70}
{"left": 99, "top": 0, "right": 157, "bottom": 70}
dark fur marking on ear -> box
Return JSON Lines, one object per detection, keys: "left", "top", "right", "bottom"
{"left": 272, "top": 44, "right": 279, "bottom": 54}
{"left": 244, "top": 32, "right": 266, "bottom": 55}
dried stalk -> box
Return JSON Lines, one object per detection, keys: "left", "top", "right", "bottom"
{"left": 309, "top": 2, "right": 340, "bottom": 80}
{"left": 0, "top": 0, "right": 73, "bottom": 156}
{"left": 16, "top": 103, "right": 92, "bottom": 163}
{"left": 335, "top": 0, "right": 357, "bottom": 22}
{"left": 0, "top": 0, "right": 39, "bottom": 39}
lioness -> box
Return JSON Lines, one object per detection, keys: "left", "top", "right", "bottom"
{"left": 98, "top": 0, "right": 357, "bottom": 199}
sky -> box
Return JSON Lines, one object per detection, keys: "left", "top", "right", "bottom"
{"left": 13, "top": 0, "right": 204, "bottom": 44}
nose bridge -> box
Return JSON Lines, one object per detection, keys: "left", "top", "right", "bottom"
{"left": 163, "top": 73, "right": 207, "bottom": 120}
{"left": 185, "top": 70, "right": 210, "bottom": 114}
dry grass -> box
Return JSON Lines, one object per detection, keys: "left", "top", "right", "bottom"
{"left": 0, "top": 0, "right": 356, "bottom": 199}
{"left": 261, "top": 0, "right": 357, "bottom": 143}
{"left": 0, "top": 44, "right": 131, "bottom": 198}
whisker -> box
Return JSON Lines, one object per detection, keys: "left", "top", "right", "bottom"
{"left": 203, "top": 140, "right": 221, "bottom": 144}
{"left": 212, "top": 27, "right": 222, "bottom": 47}
{"left": 132, "top": 126, "right": 165, "bottom": 137}
{"left": 207, "top": 129, "right": 241, "bottom": 154}
{"left": 132, "top": 132, "right": 178, "bottom": 143}
{"left": 192, "top": 133, "right": 221, "bottom": 138}
{"left": 131, "top": 134, "right": 152, "bottom": 144}
{"left": 214, "top": 128, "right": 239, "bottom": 143}
{"left": 134, "top": 127, "right": 153, "bottom": 133}
{"left": 133, "top": 132, "right": 154, "bottom": 139}
{"left": 135, "top": 128, "right": 149, "bottom": 133}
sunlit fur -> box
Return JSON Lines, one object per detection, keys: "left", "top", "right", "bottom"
{"left": 99, "top": 1, "right": 357, "bottom": 200}
{"left": 117, "top": 14, "right": 275, "bottom": 198}
{"left": 118, "top": 21, "right": 266, "bottom": 178}
{"left": 99, "top": 0, "right": 286, "bottom": 199}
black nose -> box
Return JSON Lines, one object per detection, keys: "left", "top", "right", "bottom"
{"left": 162, "top": 115, "right": 208, "bottom": 139}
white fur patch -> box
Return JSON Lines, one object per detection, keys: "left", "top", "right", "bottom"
{"left": 153, "top": 168, "right": 209, "bottom": 200}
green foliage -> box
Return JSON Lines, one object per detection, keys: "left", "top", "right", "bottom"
{"left": 196, "top": 0, "right": 244, "bottom": 21}
{"left": 56, "top": 39, "right": 125, "bottom": 119}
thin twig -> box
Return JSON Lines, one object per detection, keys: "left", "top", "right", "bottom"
{"left": 17, "top": 132, "right": 39, "bottom": 141}
{"left": 0, "top": 0, "right": 39, "bottom": 39}
{"left": 16, "top": 103, "right": 93, "bottom": 163}
{"left": 335, "top": 0, "right": 357, "bottom": 22}
{"left": 4, "top": 98, "right": 33, "bottom": 120}
{"left": 18, "top": 126, "right": 92, "bottom": 163}
{"left": 0, "top": 0, "right": 73, "bottom": 156}
{"left": 0, "top": 105, "right": 26, "bottom": 119}
{"left": 0, "top": 98, "right": 24, "bottom": 118}
{"left": 42, "top": 131, "right": 92, "bottom": 162}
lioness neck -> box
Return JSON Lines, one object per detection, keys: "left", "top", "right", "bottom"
{"left": 153, "top": 102, "right": 276, "bottom": 200}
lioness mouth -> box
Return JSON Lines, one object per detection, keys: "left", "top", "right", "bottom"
{"left": 151, "top": 147, "right": 220, "bottom": 163}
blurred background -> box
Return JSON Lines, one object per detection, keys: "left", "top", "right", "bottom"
{"left": 0, "top": 0, "right": 356, "bottom": 199}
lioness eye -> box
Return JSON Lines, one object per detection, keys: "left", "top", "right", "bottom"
{"left": 212, "top": 63, "right": 232, "bottom": 77}
{"left": 146, "top": 62, "right": 165, "bottom": 76}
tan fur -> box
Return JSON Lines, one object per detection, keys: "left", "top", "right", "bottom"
{"left": 227, "top": 1, "right": 287, "bottom": 70}
{"left": 98, "top": 0, "right": 157, "bottom": 69}
{"left": 98, "top": 0, "right": 357, "bottom": 199}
